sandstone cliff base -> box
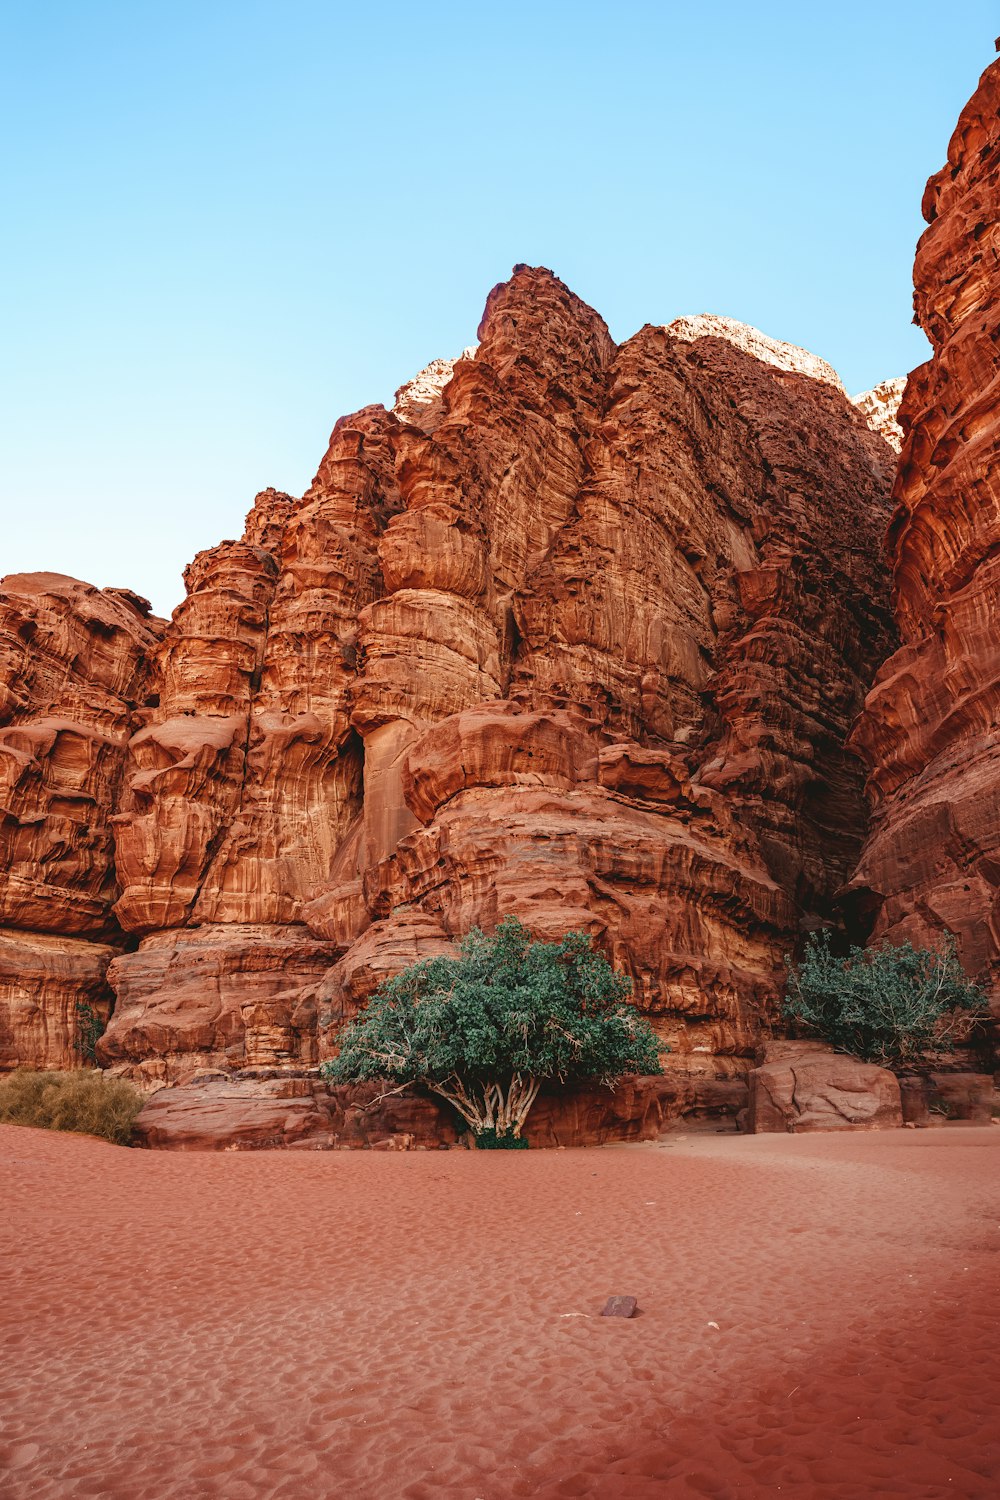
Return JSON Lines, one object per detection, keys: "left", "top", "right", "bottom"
{"left": 4, "top": 1125, "right": 998, "bottom": 1498}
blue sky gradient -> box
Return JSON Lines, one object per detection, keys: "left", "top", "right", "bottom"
{"left": 2, "top": 2, "right": 996, "bottom": 615}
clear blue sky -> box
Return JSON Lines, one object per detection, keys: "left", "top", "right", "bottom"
{"left": 2, "top": 2, "right": 996, "bottom": 616}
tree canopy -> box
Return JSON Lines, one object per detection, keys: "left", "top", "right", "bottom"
{"left": 322, "top": 917, "right": 664, "bottom": 1142}
{"left": 784, "top": 930, "right": 989, "bottom": 1068}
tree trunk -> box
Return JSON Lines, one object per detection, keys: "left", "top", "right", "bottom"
{"left": 430, "top": 1074, "right": 542, "bottom": 1138}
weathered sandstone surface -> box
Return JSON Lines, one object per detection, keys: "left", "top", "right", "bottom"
{"left": 746, "top": 1040, "right": 902, "bottom": 1134}
{"left": 1, "top": 268, "right": 898, "bottom": 1120}
{"left": 850, "top": 59, "right": 1000, "bottom": 1022}
{"left": 0, "top": 575, "right": 162, "bottom": 1067}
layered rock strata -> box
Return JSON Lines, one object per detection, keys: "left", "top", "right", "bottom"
{"left": 850, "top": 58, "right": 1000, "bottom": 1012}
{"left": 0, "top": 575, "right": 162, "bottom": 1067}
{"left": 101, "top": 471, "right": 391, "bottom": 1082}
{"left": 1, "top": 268, "right": 897, "bottom": 1095}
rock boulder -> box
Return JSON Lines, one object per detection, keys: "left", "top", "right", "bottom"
{"left": 747, "top": 1043, "right": 902, "bottom": 1133}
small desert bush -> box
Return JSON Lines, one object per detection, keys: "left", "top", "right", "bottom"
{"left": 784, "top": 932, "right": 989, "bottom": 1068}
{"left": 0, "top": 1070, "right": 143, "bottom": 1146}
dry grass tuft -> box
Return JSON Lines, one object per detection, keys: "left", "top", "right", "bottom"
{"left": 0, "top": 1070, "right": 143, "bottom": 1146}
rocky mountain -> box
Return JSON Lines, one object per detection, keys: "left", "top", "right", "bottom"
{"left": 849, "top": 56, "right": 1000, "bottom": 1012}
{"left": 0, "top": 268, "right": 898, "bottom": 1086}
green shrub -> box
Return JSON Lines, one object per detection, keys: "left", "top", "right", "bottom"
{"left": 474, "top": 1127, "right": 530, "bottom": 1150}
{"left": 74, "top": 1002, "right": 106, "bottom": 1064}
{"left": 0, "top": 1070, "right": 144, "bottom": 1145}
{"left": 784, "top": 931, "right": 989, "bottom": 1068}
{"left": 323, "top": 916, "right": 665, "bottom": 1143}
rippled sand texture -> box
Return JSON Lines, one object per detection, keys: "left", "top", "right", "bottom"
{"left": 2, "top": 1126, "right": 998, "bottom": 1499}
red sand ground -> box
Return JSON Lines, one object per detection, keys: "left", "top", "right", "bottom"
{"left": 2, "top": 1125, "right": 998, "bottom": 1499}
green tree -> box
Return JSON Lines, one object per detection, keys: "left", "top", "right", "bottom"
{"left": 322, "top": 917, "right": 665, "bottom": 1144}
{"left": 784, "top": 931, "right": 989, "bottom": 1068}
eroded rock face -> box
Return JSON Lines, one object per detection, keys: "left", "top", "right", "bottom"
{"left": 849, "top": 59, "right": 1000, "bottom": 1007}
{"left": 0, "top": 929, "right": 120, "bottom": 1072}
{"left": 103, "top": 269, "right": 893, "bottom": 1082}
{"left": 99, "top": 924, "right": 340, "bottom": 1085}
{"left": 1, "top": 269, "right": 897, "bottom": 1095}
{"left": 0, "top": 575, "right": 162, "bottom": 1067}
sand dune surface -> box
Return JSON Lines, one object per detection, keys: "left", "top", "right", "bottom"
{"left": 2, "top": 1124, "right": 998, "bottom": 1498}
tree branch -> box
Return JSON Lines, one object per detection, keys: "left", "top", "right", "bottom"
{"left": 353, "top": 1081, "right": 414, "bottom": 1113}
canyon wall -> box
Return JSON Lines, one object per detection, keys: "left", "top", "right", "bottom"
{"left": 0, "top": 269, "right": 897, "bottom": 1086}
{"left": 850, "top": 57, "right": 1000, "bottom": 1006}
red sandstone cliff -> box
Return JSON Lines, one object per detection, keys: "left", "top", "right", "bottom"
{"left": 0, "top": 270, "right": 896, "bottom": 1085}
{"left": 850, "top": 57, "right": 1000, "bottom": 1010}
{"left": 0, "top": 576, "right": 162, "bottom": 1066}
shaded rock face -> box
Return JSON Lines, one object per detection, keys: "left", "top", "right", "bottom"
{"left": 898, "top": 1072, "right": 994, "bottom": 1127}
{"left": 850, "top": 59, "right": 1000, "bottom": 1004}
{"left": 0, "top": 268, "right": 896, "bottom": 1090}
{"left": 0, "top": 575, "right": 162, "bottom": 1068}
